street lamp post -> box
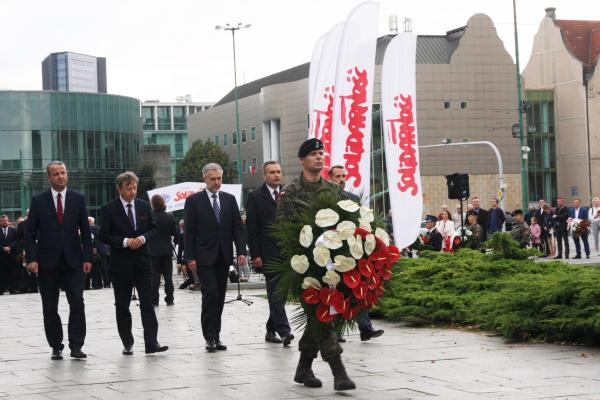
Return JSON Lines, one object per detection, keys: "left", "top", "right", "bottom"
{"left": 216, "top": 23, "right": 251, "bottom": 200}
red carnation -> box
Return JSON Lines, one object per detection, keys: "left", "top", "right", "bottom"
{"left": 316, "top": 303, "right": 335, "bottom": 323}
{"left": 302, "top": 288, "right": 320, "bottom": 304}
{"left": 343, "top": 269, "right": 361, "bottom": 289}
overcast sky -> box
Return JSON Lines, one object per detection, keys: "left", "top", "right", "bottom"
{"left": 1, "top": 0, "right": 597, "bottom": 103}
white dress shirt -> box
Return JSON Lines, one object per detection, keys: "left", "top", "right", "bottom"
{"left": 51, "top": 187, "right": 67, "bottom": 213}
{"left": 120, "top": 196, "right": 145, "bottom": 248}
{"left": 591, "top": 207, "right": 600, "bottom": 220}
{"left": 435, "top": 219, "right": 455, "bottom": 238}
{"left": 208, "top": 190, "right": 221, "bottom": 209}
{"left": 267, "top": 185, "right": 280, "bottom": 201}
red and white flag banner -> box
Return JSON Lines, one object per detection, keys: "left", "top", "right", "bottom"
{"left": 381, "top": 33, "right": 422, "bottom": 249}
{"left": 330, "top": 1, "right": 380, "bottom": 203}
{"left": 308, "top": 22, "right": 344, "bottom": 178}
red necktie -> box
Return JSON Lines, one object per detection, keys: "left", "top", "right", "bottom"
{"left": 57, "top": 193, "right": 64, "bottom": 224}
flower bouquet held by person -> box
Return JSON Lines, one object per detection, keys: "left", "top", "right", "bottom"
{"left": 568, "top": 218, "right": 591, "bottom": 235}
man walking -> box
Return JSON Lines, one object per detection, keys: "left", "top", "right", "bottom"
{"left": 0, "top": 215, "right": 19, "bottom": 295}
{"left": 246, "top": 161, "right": 294, "bottom": 346}
{"left": 99, "top": 171, "right": 168, "bottom": 356}
{"left": 25, "top": 161, "right": 92, "bottom": 360}
{"left": 184, "top": 163, "right": 246, "bottom": 352}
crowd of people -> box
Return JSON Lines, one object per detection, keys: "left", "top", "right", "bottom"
{"left": 417, "top": 196, "right": 600, "bottom": 258}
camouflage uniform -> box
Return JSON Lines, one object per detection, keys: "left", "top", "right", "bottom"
{"left": 511, "top": 220, "right": 530, "bottom": 247}
{"left": 277, "top": 173, "right": 342, "bottom": 360}
{"left": 466, "top": 222, "right": 483, "bottom": 248}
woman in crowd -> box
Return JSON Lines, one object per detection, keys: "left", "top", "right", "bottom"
{"left": 590, "top": 197, "right": 600, "bottom": 256}
{"left": 435, "top": 210, "right": 455, "bottom": 243}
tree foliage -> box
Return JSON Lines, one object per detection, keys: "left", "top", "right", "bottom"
{"left": 176, "top": 139, "right": 237, "bottom": 183}
{"left": 137, "top": 164, "right": 156, "bottom": 201}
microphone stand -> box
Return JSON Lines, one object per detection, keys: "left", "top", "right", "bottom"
{"left": 225, "top": 259, "right": 252, "bottom": 306}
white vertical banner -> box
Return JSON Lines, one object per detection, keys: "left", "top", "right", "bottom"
{"left": 308, "top": 32, "right": 327, "bottom": 118}
{"left": 381, "top": 33, "right": 422, "bottom": 249}
{"left": 330, "top": 1, "right": 380, "bottom": 203}
{"left": 308, "top": 22, "right": 345, "bottom": 178}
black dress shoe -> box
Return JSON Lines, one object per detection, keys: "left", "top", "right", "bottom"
{"left": 205, "top": 340, "right": 217, "bottom": 352}
{"left": 282, "top": 334, "right": 295, "bottom": 347}
{"left": 573, "top": 255, "right": 582, "bottom": 259}
{"left": 553, "top": 256, "right": 562, "bottom": 259}
{"left": 122, "top": 346, "right": 134, "bottom": 355}
{"left": 70, "top": 348, "right": 87, "bottom": 359}
{"left": 265, "top": 331, "right": 282, "bottom": 343}
{"left": 215, "top": 341, "right": 227, "bottom": 351}
{"left": 145, "top": 344, "right": 169, "bottom": 354}
{"left": 166, "top": 301, "right": 174, "bottom": 306}
{"left": 586, "top": 255, "right": 590, "bottom": 259}
{"left": 360, "top": 329, "right": 384, "bottom": 341}
{"left": 51, "top": 348, "right": 63, "bottom": 360}
{"left": 336, "top": 337, "right": 346, "bottom": 343}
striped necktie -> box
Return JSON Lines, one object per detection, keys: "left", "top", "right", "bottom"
{"left": 212, "top": 194, "right": 221, "bottom": 223}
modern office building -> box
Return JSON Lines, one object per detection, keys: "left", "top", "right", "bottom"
{"left": 42, "top": 52, "right": 107, "bottom": 93}
{"left": 142, "top": 100, "right": 213, "bottom": 183}
{"left": 523, "top": 7, "right": 600, "bottom": 204}
{"left": 189, "top": 14, "right": 523, "bottom": 215}
{"left": 0, "top": 91, "right": 142, "bottom": 220}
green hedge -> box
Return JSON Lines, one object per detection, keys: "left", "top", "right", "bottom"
{"left": 377, "top": 234, "right": 600, "bottom": 345}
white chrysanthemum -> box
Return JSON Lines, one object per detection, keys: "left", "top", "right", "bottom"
{"left": 322, "top": 270, "right": 341, "bottom": 286}
{"left": 337, "top": 199, "right": 360, "bottom": 213}
{"left": 336, "top": 220, "right": 357, "bottom": 240}
{"left": 358, "top": 217, "right": 372, "bottom": 232}
{"left": 364, "top": 234, "right": 376, "bottom": 255}
{"left": 322, "top": 230, "right": 343, "bottom": 250}
{"left": 290, "top": 254, "right": 309, "bottom": 274}
{"left": 359, "top": 205, "right": 375, "bottom": 223}
{"left": 315, "top": 208, "right": 340, "bottom": 228}
{"left": 301, "top": 276, "right": 322, "bottom": 290}
{"left": 375, "top": 227, "right": 390, "bottom": 246}
{"left": 299, "top": 225, "right": 313, "bottom": 248}
{"left": 333, "top": 255, "right": 356, "bottom": 272}
{"left": 348, "top": 234, "right": 364, "bottom": 259}
{"left": 312, "top": 245, "right": 330, "bottom": 267}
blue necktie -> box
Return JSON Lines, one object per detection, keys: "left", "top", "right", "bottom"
{"left": 212, "top": 193, "right": 221, "bottom": 224}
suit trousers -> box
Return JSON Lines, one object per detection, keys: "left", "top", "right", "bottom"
{"left": 555, "top": 230, "right": 570, "bottom": 257}
{"left": 265, "top": 273, "right": 291, "bottom": 337}
{"left": 573, "top": 231, "right": 590, "bottom": 257}
{"left": 111, "top": 257, "right": 159, "bottom": 348}
{"left": 197, "top": 250, "right": 229, "bottom": 341}
{"left": 37, "top": 256, "right": 86, "bottom": 350}
{"left": 151, "top": 255, "right": 174, "bottom": 304}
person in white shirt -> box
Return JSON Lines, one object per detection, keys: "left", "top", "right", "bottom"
{"left": 590, "top": 197, "right": 600, "bottom": 255}
{"left": 435, "top": 210, "right": 455, "bottom": 242}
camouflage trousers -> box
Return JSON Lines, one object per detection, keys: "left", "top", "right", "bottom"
{"left": 298, "top": 320, "right": 342, "bottom": 360}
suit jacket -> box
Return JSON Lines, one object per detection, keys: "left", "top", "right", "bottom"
{"left": 0, "top": 226, "right": 18, "bottom": 262}
{"left": 473, "top": 208, "right": 489, "bottom": 230}
{"left": 147, "top": 210, "right": 177, "bottom": 257}
{"left": 554, "top": 206, "right": 569, "bottom": 231}
{"left": 89, "top": 224, "right": 102, "bottom": 260}
{"left": 426, "top": 228, "right": 443, "bottom": 251}
{"left": 25, "top": 189, "right": 92, "bottom": 270}
{"left": 184, "top": 190, "right": 246, "bottom": 267}
{"left": 99, "top": 197, "right": 157, "bottom": 263}
{"left": 246, "top": 184, "right": 279, "bottom": 264}
{"left": 568, "top": 207, "right": 589, "bottom": 220}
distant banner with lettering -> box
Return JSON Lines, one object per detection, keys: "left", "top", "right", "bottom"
{"left": 381, "top": 33, "right": 422, "bottom": 248}
{"left": 330, "top": 1, "right": 379, "bottom": 203}
{"left": 147, "top": 182, "right": 242, "bottom": 212}
{"left": 308, "top": 22, "right": 344, "bottom": 178}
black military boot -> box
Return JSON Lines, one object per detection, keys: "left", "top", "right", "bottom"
{"left": 294, "top": 353, "right": 322, "bottom": 388}
{"left": 326, "top": 355, "right": 356, "bottom": 391}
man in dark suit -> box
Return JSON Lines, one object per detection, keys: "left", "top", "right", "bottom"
{"left": 99, "top": 171, "right": 168, "bottom": 356}
{"left": 424, "top": 215, "right": 443, "bottom": 251}
{"left": 0, "top": 215, "right": 19, "bottom": 295}
{"left": 86, "top": 217, "right": 104, "bottom": 290}
{"left": 553, "top": 197, "right": 570, "bottom": 259}
{"left": 471, "top": 197, "right": 489, "bottom": 241}
{"left": 25, "top": 161, "right": 92, "bottom": 360}
{"left": 246, "top": 161, "right": 294, "bottom": 346}
{"left": 148, "top": 194, "right": 177, "bottom": 306}
{"left": 568, "top": 198, "right": 590, "bottom": 259}
{"left": 184, "top": 163, "right": 246, "bottom": 352}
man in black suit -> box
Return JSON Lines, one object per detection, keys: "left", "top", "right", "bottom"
{"left": 246, "top": 161, "right": 294, "bottom": 346}
{"left": 86, "top": 217, "right": 104, "bottom": 290}
{"left": 25, "top": 161, "right": 92, "bottom": 360}
{"left": 1, "top": 215, "right": 19, "bottom": 295}
{"left": 148, "top": 194, "right": 177, "bottom": 306}
{"left": 553, "top": 196, "right": 570, "bottom": 259}
{"left": 99, "top": 171, "right": 168, "bottom": 356}
{"left": 471, "top": 197, "right": 489, "bottom": 242}
{"left": 184, "top": 163, "right": 246, "bottom": 352}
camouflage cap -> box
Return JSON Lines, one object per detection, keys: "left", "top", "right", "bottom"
{"left": 298, "top": 138, "right": 324, "bottom": 158}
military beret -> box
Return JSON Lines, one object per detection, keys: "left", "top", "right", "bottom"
{"left": 298, "top": 138, "right": 324, "bottom": 158}
{"left": 512, "top": 209, "right": 523, "bottom": 216}
{"left": 425, "top": 214, "right": 438, "bottom": 222}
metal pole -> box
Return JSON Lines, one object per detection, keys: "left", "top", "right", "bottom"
{"left": 231, "top": 29, "right": 244, "bottom": 198}
{"left": 513, "top": 0, "right": 528, "bottom": 209}
{"left": 585, "top": 80, "right": 593, "bottom": 204}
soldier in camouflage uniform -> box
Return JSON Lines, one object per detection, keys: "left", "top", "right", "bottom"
{"left": 276, "top": 139, "right": 356, "bottom": 391}
{"left": 510, "top": 209, "right": 530, "bottom": 248}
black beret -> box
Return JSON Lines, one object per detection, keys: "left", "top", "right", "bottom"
{"left": 298, "top": 138, "right": 324, "bottom": 158}
{"left": 512, "top": 209, "right": 523, "bottom": 216}
{"left": 425, "top": 214, "right": 438, "bottom": 222}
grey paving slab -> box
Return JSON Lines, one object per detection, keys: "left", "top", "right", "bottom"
{"left": 2, "top": 284, "right": 600, "bottom": 399}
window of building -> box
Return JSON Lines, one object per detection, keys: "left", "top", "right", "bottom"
{"left": 157, "top": 106, "right": 171, "bottom": 130}
{"left": 250, "top": 127, "right": 256, "bottom": 141}
{"left": 232, "top": 160, "right": 238, "bottom": 172}
{"left": 242, "top": 159, "right": 247, "bottom": 173}
{"left": 214, "top": 135, "right": 219, "bottom": 146}
{"left": 241, "top": 129, "right": 247, "bottom": 143}
{"left": 460, "top": 101, "right": 467, "bottom": 109}
{"left": 444, "top": 101, "right": 451, "bottom": 109}
{"left": 175, "top": 134, "right": 183, "bottom": 157}
{"left": 173, "top": 106, "right": 186, "bottom": 130}
{"left": 223, "top": 133, "right": 229, "bottom": 147}
{"left": 251, "top": 156, "right": 257, "bottom": 172}
{"left": 142, "top": 107, "right": 155, "bottom": 130}
{"left": 232, "top": 131, "right": 237, "bottom": 145}
{"left": 188, "top": 106, "right": 195, "bottom": 115}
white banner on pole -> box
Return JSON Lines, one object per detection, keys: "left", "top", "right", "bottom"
{"left": 330, "top": 1, "right": 380, "bottom": 203}
{"left": 308, "top": 22, "right": 345, "bottom": 178}
{"left": 308, "top": 32, "right": 327, "bottom": 120}
{"left": 147, "top": 182, "right": 243, "bottom": 213}
{"left": 381, "top": 33, "right": 422, "bottom": 249}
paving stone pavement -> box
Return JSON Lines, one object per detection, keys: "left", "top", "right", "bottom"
{"left": 3, "top": 285, "right": 600, "bottom": 400}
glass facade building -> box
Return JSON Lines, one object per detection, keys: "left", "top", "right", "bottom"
{"left": 0, "top": 91, "right": 142, "bottom": 220}
{"left": 526, "top": 90, "right": 558, "bottom": 203}
{"left": 42, "top": 52, "right": 107, "bottom": 93}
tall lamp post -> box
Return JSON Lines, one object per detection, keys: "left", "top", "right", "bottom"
{"left": 216, "top": 22, "right": 250, "bottom": 201}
